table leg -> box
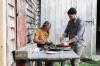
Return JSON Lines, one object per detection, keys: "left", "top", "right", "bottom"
{"left": 61, "top": 61, "right": 66, "bottom": 66}
{"left": 45, "top": 61, "right": 54, "bottom": 66}
{"left": 31, "top": 61, "right": 34, "bottom": 66}
{"left": 35, "top": 61, "right": 42, "bottom": 66}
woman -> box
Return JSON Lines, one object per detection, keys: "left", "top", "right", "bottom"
{"left": 34, "top": 21, "right": 53, "bottom": 66}
{"left": 34, "top": 21, "right": 51, "bottom": 47}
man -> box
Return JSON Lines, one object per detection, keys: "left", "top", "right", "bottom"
{"left": 61, "top": 8, "right": 85, "bottom": 66}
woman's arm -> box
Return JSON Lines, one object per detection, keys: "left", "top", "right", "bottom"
{"left": 33, "top": 34, "right": 46, "bottom": 44}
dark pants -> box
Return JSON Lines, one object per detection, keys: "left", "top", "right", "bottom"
{"left": 46, "top": 61, "right": 53, "bottom": 66}
{"left": 36, "top": 61, "right": 53, "bottom": 66}
{"left": 70, "top": 44, "right": 78, "bottom": 66}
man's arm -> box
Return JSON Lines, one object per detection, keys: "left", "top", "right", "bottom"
{"left": 60, "top": 22, "right": 69, "bottom": 41}
{"left": 75, "top": 21, "right": 85, "bottom": 41}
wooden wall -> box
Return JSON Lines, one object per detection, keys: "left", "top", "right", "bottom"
{"left": 17, "top": 0, "right": 27, "bottom": 48}
{"left": 0, "top": 0, "right": 6, "bottom": 66}
{"left": 0, "top": 0, "right": 4, "bottom": 66}
{"left": 17, "top": 0, "right": 41, "bottom": 48}
{"left": 41, "top": 0, "right": 97, "bottom": 58}
{"left": 5, "top": 0, "right": 40, "bottom": 66}
{"left": 6, "top": 0, "right": 41, "bottom": 66}
{"left": 6, "top": 0, "right": 16, "bottom": 66}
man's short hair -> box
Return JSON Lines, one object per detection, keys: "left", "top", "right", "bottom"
{"left": 67, "top": 8, "right": 77, "bottom": 15}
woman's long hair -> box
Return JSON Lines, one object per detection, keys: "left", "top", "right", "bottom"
{"left": 41, "top": 21, "right": 51, "bottom": 35}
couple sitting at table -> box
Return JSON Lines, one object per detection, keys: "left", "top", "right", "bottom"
{"left": 34, "top": 8, "right": 85, "bottom": 66}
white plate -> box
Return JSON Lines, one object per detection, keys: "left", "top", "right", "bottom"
{"left": 63, "top": 47, "right": 71, "bottom": 51}
{"left": 45, "top": 51, "right": 59, "bottom": 54}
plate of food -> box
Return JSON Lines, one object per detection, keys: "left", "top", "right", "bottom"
{"left": 63, "top": 47, "right": 72, "bottom": 51}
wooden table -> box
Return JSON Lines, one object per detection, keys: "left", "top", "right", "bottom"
{"left": 15, "top": 49, "right": 79, "bottom": 66}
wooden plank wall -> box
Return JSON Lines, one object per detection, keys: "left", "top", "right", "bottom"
{"left": 16, "top": 0, "right": 41, "bottom": 66}
{"left": 7, "top": 0, "right": 16, "bottom": 66}
{"left": 41, "top": 0, "right": 97, "bottom": 58}
{"left": 0, "top": 0, "right": 5, "bottom": 66}
{"left": 6, "top": 0, "right": 41, "bottom": 66}
{"left": 25, "top": 0, "right": 41, "bottom": 44}
{"left": 17, "top": 0, "right": 27, "bottom": 48}
{"left": 17, "top": 0, "right": 40, "bottom": 47}
{"left": 41, "top": 0, "right": 70, "bottom": 44}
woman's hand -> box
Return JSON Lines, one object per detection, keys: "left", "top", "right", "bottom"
{"left": 40, "top": 40, "right": 47, "bottom": 44}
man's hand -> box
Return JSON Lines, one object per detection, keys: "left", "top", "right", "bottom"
{"left": 61, "top": 42, "right": 69, "bottom": 47}
{"left": 66, "top": 37, "right": 77, "bottom": 44}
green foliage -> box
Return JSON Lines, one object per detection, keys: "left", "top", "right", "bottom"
{"left": 55, "top": 60, "right": 100, "bottom": 66}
